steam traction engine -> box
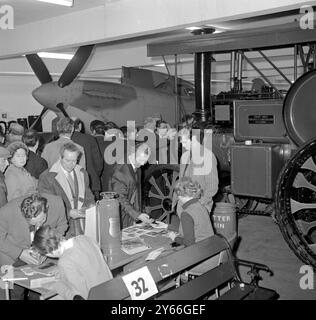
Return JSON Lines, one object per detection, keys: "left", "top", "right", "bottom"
{"left": 211, "top": 70, "right": 316, "bottom": 269}
{"left": 144, "top": 70, "right": 316, "bottom": 269}
{"left": 144, "top": 24, "right": 316, "bottom": 268}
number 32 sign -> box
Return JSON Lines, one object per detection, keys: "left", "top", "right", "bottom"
{"left": 122, "top": 266, "right": 158, "bottom": 300}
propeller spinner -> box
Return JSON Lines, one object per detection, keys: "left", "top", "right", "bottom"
{"left": 26, "top": 44, "right": 94, "bottom": 128}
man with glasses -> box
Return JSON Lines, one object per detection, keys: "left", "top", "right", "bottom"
{"left": 38, "top": 142, "right": 94, "bottom": 237}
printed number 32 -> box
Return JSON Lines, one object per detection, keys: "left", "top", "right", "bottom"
{"left": 131, "top": 277, "right": 149, "bottom": 297}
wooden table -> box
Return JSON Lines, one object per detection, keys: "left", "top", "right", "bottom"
{"left": 106, "top": 227, "right": 173, "bottom": 272}
{"left": 1, "top": 260, "right": 58, "bottom": 300}
{"left": 1, "top": 225, "right": 174, "bottom": 299}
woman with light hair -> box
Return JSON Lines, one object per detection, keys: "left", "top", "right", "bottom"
{"left": 169, "top": 176, "right": 218, "bottom": 277}
{"left": 170, "top": 176, "right": 214, "bottom": 247}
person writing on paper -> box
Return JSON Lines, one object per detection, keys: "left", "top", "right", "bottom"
{"left": 0, "top": 192, "right": 68, "bottom": 300}
{"left": 169, "top": 177, "right": 224, "bottom": 277}
{"left": 169, "top": 177, "right": 214, "bottom": 247}
{"left": 110, "top": 142, "right": 153, "bottom": 228}
{"left": 0, "top": 192, "right": 68, "bottom": 267}
{"left": 32, "top": 225, "right": 113, "bottom": 300}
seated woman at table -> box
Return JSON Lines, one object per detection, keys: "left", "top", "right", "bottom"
{"left": 169, "top": 177, "right": 216, "bottom": 275}
{"left": 170, "top": 177, "right": 214, "bottom": 246}
{"left": 32, "top": 225, "right": 113, "bottom": 300}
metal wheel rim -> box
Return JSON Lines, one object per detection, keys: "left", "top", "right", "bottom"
{"left": 276, "top": 138, "right": 316, "bottom": 269}
{"left": 143, "top": 167, "right": 179, "bottom": 222}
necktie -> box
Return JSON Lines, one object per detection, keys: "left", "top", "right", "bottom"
{"left": 66, "top": 171, "right": 75, "bottom": 194}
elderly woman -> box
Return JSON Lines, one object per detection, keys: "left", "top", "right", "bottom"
{"left": 32, "top": 225, "right": 113, "bottom": 300}
{"left": 5, "top": 141, "right": 37, "bottom": 201}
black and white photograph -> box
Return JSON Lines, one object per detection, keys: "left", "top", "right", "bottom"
{"left": 0, "top": 0, "right": 315, "bottom": 309}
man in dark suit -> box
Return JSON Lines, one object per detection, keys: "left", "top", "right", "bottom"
{"left": 23, "top": 129, "right": 48, "bottom": 179}
{"left": 90, "top": 120, "right": 117, "bottom": 193}
{"left": 110, "top": 142, "right": 153, "bottom": 228}
{"left": 38, "top": 142, "right": 95, "bottom": 237}
{"left": 0, "top": 192, "right": 68, "bottom": 266}
{"left": 71, "top": 118, "right": 103, "bottom": 200}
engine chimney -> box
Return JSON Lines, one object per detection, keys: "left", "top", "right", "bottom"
{"left": 192, "top": 27, "right": 214, "bottom": 123}
{"left": 194, "top": 52, "right": 212, "bottom": 122}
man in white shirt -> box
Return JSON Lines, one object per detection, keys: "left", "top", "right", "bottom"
{"left": 39, "top": 142, "right": 94, "bottom": 237}
{"left": 110, "top": 143, "right": 153, "bottom": 228}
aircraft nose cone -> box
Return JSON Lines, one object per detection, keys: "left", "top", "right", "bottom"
{"left": 32, "top": 83, "right": 53, "bottom": 107}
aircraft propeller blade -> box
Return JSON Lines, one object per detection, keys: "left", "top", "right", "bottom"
{"left": 29, "top": 107, "right": 48, "bottom": 130}
{"left": 26, "top": 54, "right": 53, "bottom": 84}
{"left": 56, "top": 103, "right": 70, "bottom": 118}
{"left": 58, "top": 45, "right": 94, "bottom": 88}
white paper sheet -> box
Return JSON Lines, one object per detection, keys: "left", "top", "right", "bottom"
{"left": 84, "top": 206, "right": 98, "bottom": 244}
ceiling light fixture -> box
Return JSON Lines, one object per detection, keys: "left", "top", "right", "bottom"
{"left": 186, "top": 25, "right": 216, "bottom": 35}
{"left": 38, "top": 52, "right": 74, "bottom": 60}
{"left": 185, "top": 26, "right": 202, "bottom": 31}
{"left": 37, "top": 0, "right": 74, "bottom": 7}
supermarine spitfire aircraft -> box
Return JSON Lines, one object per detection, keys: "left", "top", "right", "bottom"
{"left": 26, "top": 45, "right": 196, "bottom": 132}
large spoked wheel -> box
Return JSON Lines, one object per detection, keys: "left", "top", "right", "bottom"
{"left": 276, "top": 138, "right": 316, "bottom": 269}
{"left": 143, "top": 164, "right": 179, "bottom": 223}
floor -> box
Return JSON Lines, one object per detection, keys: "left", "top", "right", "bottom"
{"left": 236, "top": 214, "right": 316, "bottom": 300}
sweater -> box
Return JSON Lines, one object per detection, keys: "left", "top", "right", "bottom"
{"left": 49, "top": 236, "right": 113, "bottom": 300}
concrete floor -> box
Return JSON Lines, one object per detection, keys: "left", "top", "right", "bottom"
{"left": 236, "top": 214, "right": 316, "bottom": 300}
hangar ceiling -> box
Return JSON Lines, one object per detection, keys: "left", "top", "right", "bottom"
{"left": 0, "top": 0, "right": 315, "bottom": 92}
{"left": 3, "top": 0, "right": 105, "bottom": 26}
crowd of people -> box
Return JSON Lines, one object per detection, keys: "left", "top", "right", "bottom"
{"left": 0, "top": 113, "right": 219, "bottom": 300}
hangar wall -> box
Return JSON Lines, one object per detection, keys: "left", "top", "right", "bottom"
{"left": 0, "top": 75, "right": 55, "bottom": 131}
